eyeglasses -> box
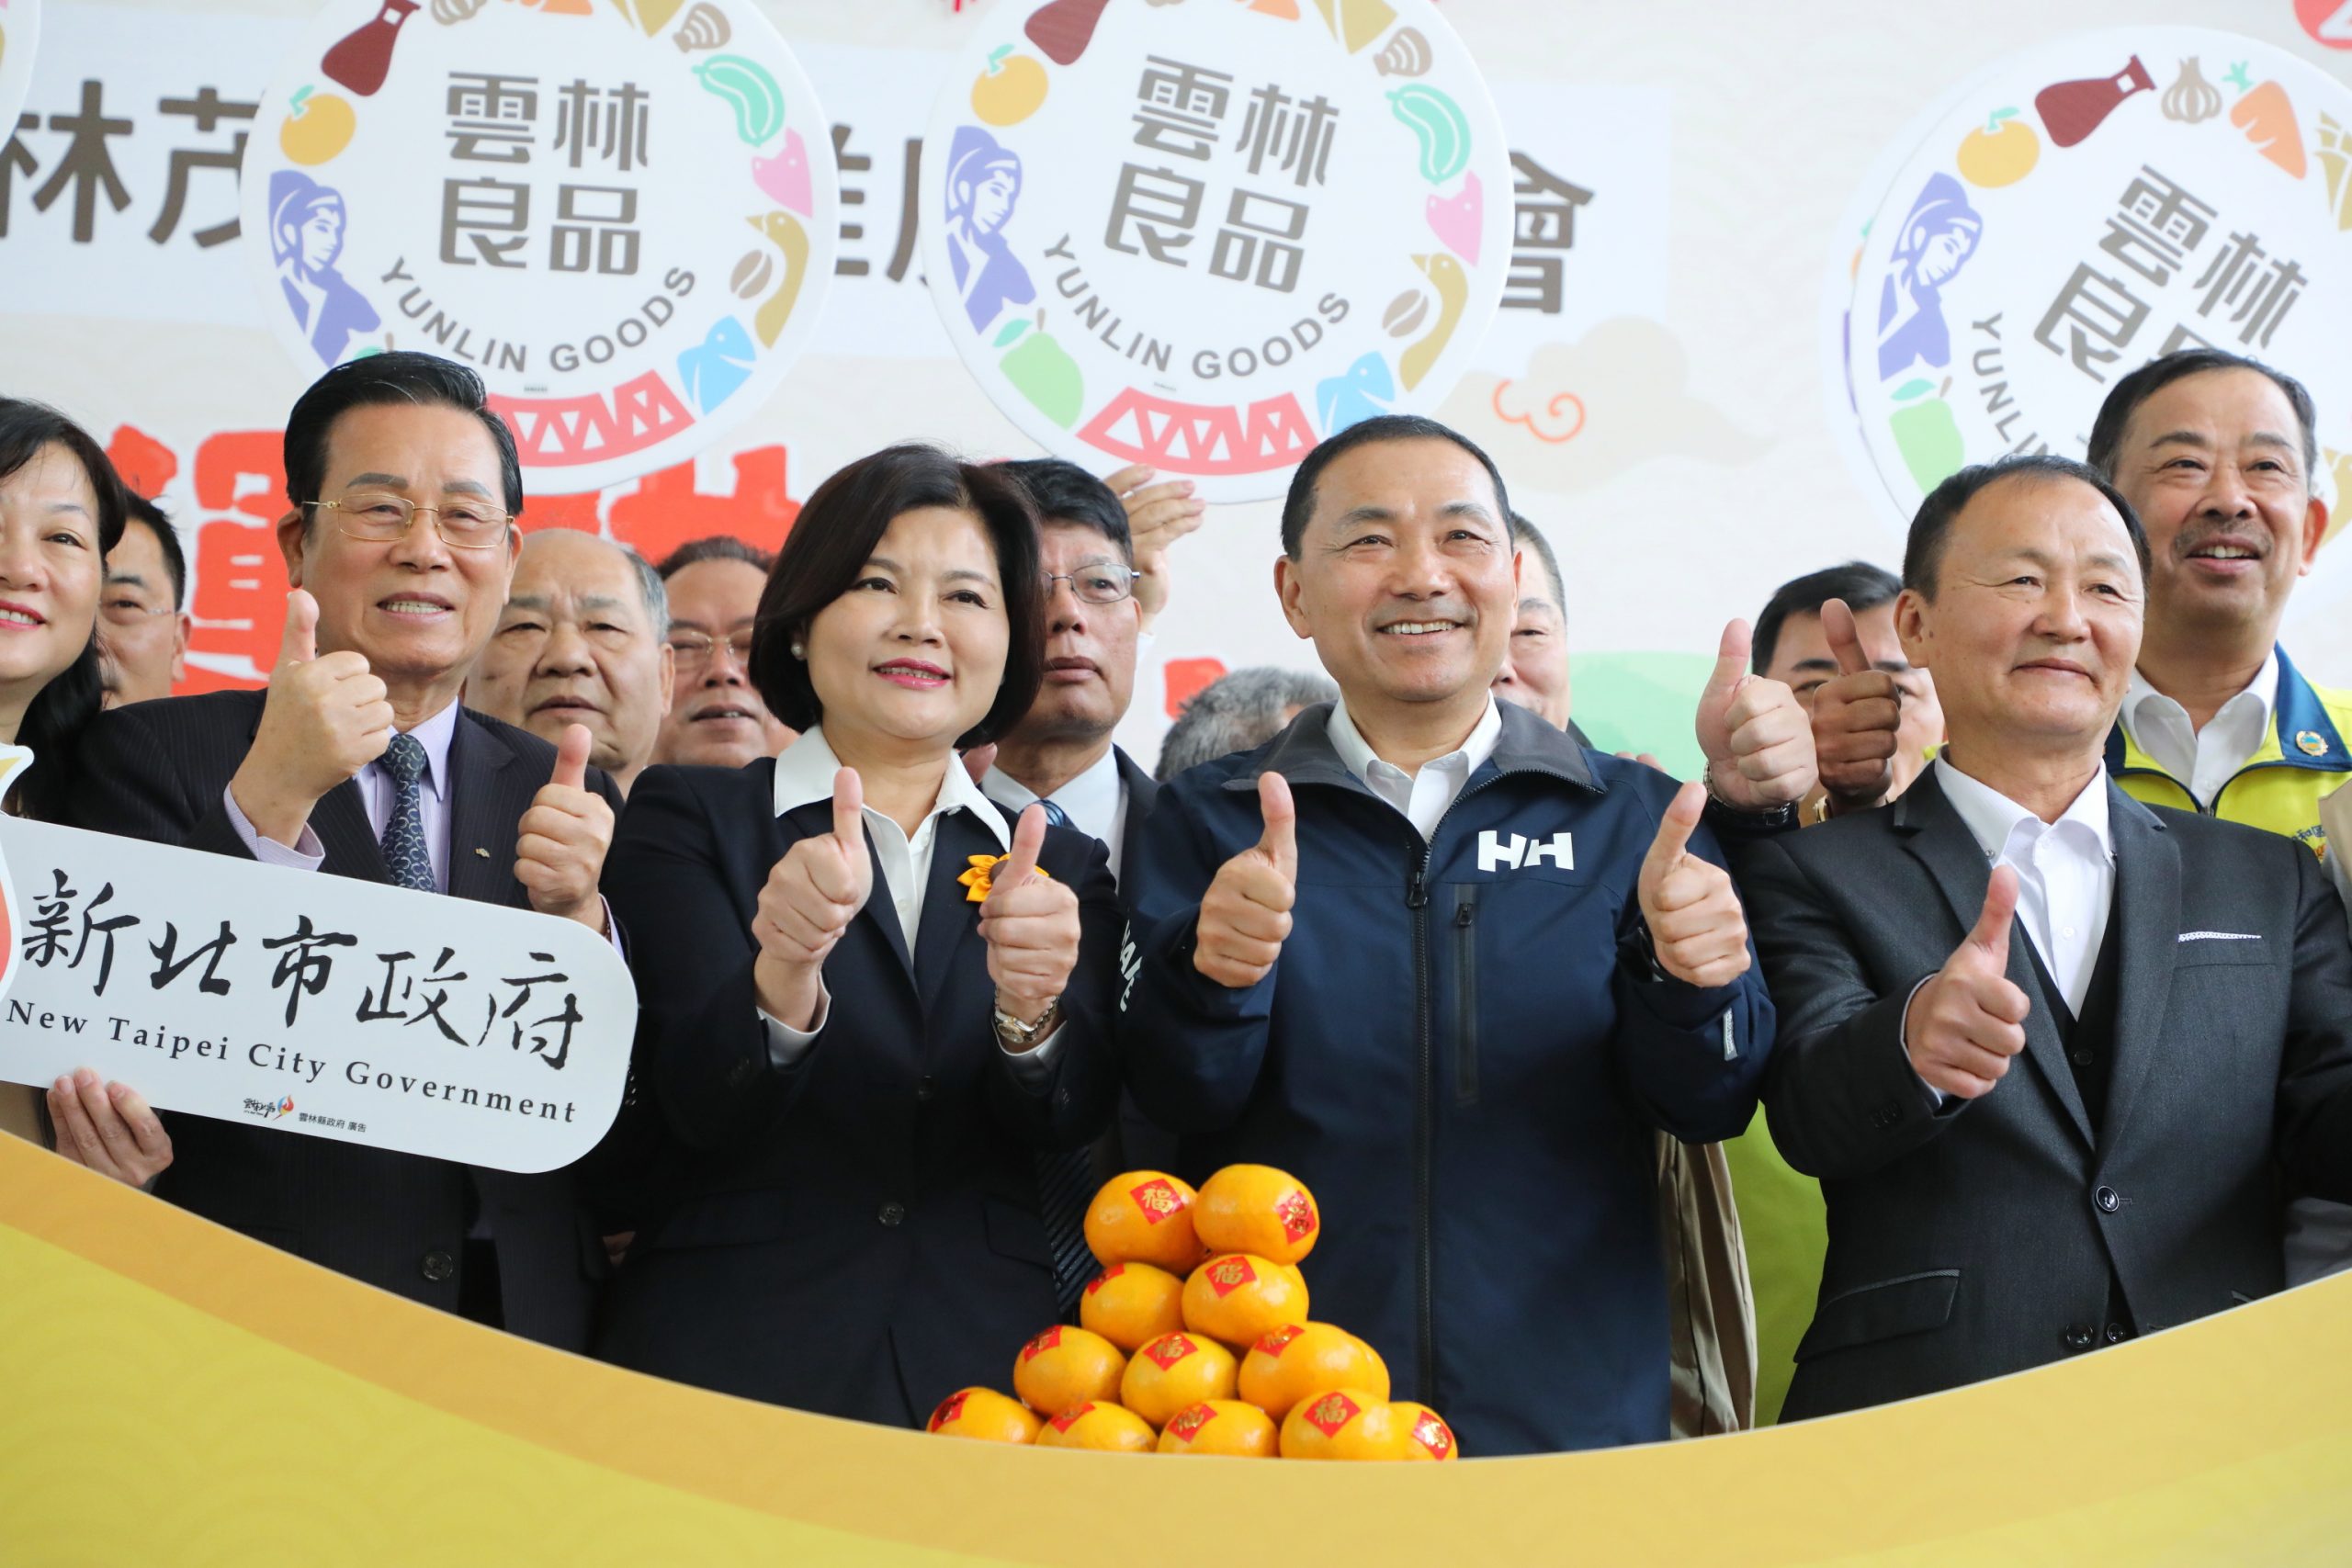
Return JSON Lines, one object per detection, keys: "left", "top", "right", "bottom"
{"left": 1043, "top": 562, "right": 1138, "bottom": 604}
{"left": 668, "top": 628, "right": 756, "bottom": 670}
{"left": 308, "top": 492, "right": 513, "bottom": 551}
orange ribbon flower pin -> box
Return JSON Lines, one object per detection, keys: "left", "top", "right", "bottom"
{"left": 960, "top": 853, "right": 1052, "bottom": 903}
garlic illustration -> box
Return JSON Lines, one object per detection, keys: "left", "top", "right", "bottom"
{"left": 1374, "top": 27, "right": 1431, "bottom": 79}
{"left": 429, "top": 0, "right": 486, "bottom": 24}
{"left": 2161, "top": 58, "right": 2222, "bottom": 124}
{"left": 672, "top": 2, "right": 730, "bottom": 53}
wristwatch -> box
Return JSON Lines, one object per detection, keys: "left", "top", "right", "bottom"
{"left": 993, "top": 997, "right": 1061, "bottom": 1049}
{"left": 1702, "top": 760, "right": 1798, "bottom": 829}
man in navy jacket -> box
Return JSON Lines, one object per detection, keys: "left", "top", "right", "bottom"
{"left": 1121, "top": 416, "right": 1799, "bottom": 1456}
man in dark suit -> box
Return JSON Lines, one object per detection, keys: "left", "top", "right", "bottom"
{"left": 1735, "top": 452, "right": 2352, "bottom": 1421}
{"left": 53, "top": 352, "right": 623, "bottom": 1351}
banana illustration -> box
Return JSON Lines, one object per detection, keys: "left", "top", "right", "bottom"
{"left": 1398, "top": 253, "right": 1464, "bottom": 392}
{"left": 695, "top": 53, "right": 786, "bottom": 147}
{"left": 1388, "top": 84, "right": 1470, "bottom": 186}
{"left": 747, "top": 210, "right": 810, "bottom": 348}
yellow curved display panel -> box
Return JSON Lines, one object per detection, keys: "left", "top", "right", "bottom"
{"left": 1, "top": 1131, "right": 2346, "bottom": 1566}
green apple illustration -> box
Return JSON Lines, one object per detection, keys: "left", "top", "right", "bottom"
{"left": 996, "top": 312, "right": 1084, "bottom": 429}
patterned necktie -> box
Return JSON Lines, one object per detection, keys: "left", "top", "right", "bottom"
{"left": 378, "top": 732, "right": 436, "bottom": 893}
{"left": 1023, "top": 793, "right": 1096, "bottom": 1314}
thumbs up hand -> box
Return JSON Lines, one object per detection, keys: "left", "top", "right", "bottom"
{"left": 515, "top": 723, "right": 616, "bottom": 930}
{"left": 978, "top": 804, "right": 1082, "bottom": 1036}
{"left": 1903, "top": 865, "right": 2032, "bottom": 1100}
{"left": 229, "top": 588, "right": 395, "bottom": 847}
{"left": 1810, "top": 597, "right": 1907, "bottom": 816}
{"left": 752, "top": 767, "right": 874, "bottom": 1026}
{"left": 1636, "top": 781, "right": 1753, "bottom": 988}
{"left": 1193, "top": 773, "right": 1297, "bottom": 989}
{"left": 1694, "top": 618, "right": 1817, "bottom": 811}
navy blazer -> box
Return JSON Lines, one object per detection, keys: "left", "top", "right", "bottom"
{"left": 69, "top": 689, "right": 624, "bottom": 1350}
{"left": 593, "top": 759, "right": 1122, "bottom": 1427}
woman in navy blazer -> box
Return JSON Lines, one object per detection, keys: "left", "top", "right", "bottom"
{"left": 596, "top": 445, "right": 1121, "bottom": 1427}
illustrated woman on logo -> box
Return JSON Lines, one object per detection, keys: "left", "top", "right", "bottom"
{"left": 1875, "top": 172, "right": 1984, "bottom": 381}
{"left": 942, "top": 126, "right": 1037, "bottom": 333}
{"left": 268, "top": 170, "right": 382, "bottom": 366}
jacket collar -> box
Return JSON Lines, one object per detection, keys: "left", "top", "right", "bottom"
{"left": 2104, "top": 643, "right": 2348, "bottom": 778}
{"left": 1221, "top": 698, "right": 1601, "bottom": 798}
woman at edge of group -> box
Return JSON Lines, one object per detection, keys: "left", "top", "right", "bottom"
{"left": 593, "top": 442, "right": 1122, "bottom": 1427}
{"left": 0, "top": 400, "right": 141, "bottom": 1158}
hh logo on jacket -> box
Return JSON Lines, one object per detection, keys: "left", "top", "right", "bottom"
{"left": 1476, "top": 829, "right": 1574, "bottom": 874}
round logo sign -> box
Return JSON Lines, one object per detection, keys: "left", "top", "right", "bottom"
{"left": 0, "top": 0, "right": 41, "bottom": 156}
{"left": 240, "top": 0, "right": 837, "bottom": 493}
{"left": 1840, "top": 28, "right": 2352, "bottom": 526}
{"left": 921, "top": 0, "right": 1510, "bottom": 502}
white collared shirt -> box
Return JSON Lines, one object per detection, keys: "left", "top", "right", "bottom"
{"left": 984, "top": 745, "right": 1128, "bottom": 884}
{"left": 229, "top": 699, "right": 463, "bottom": 886}
{"left": 763, "top": 727, "right": 1057, "bottom": 1079}
{"left": 2120, "top": 649, "right": 2278, "bottom": 809}
{"left": 1325, "top": 696, "right": 1505, "bottom": 841}
{"left": 1932, "top": 756, "right": 2115, "bottom": 1015}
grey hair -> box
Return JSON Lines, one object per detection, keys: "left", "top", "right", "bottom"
{"left": 623, "top": 543, "right": 670, "bottom": 642}
{"left": 1155, "top": 666, "right": 1340, "bottom": 782}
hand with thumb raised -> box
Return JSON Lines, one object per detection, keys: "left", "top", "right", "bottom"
{"left": 514, "top": 723, "right": 616, "bottom": 931}
{"left": 1636, "top": 781, "right": 1752, "bottom": 988}
{"left": 229, "top": 587, "right": 394, "bottom": 849}
{"left": 1810, "top": 596, "right": 1906, "bottom": 817}
{"left": 1194, "top": 773, "right": 1298, "bottom": 988}
{"left": 1695, "top": 616, "right": 1816, "bottom": 811}
{"left": 1903, "top": 865, "right": 2032, "bottom": 1100}
{"left": 753, "top": 767, "right": 874, "bottom": 1025}
{"left": 979, "top": 803, "right": 1081, "bottom": 1034}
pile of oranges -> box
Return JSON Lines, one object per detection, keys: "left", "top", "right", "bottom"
{"left": 927, "top": 1164, "right": 1459, "bottom": 1461}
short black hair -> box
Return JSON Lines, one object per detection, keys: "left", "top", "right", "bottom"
{"left": 750, "top": 444, "right": 1046, "bottom": 748}
{"left": 1280, "top": 414, "right": 1510, "bottom": 558}
{"left": 656, "top": 534, "right": 775, "bottom": 578}
{"left": 119, "top": 493, "right": 188, "bottom": 610}
{"left": 283, "top": 351, "right": 524, "bottom": 528}
{"left": 1002, "top": 458, "right": 1133, "bottom": 563}
{"left": 0, "top": 399, "right": 129, "bottom": 820}
{"left": 1752, "top": 560, "right": 1901, "bottom": 675}
{"left": 2086, "top": 348, "right": 2318, "bottom": 482}
{"left": 1903, "top": 454, "right": 2150, "bottom": 599}
{"left": 1508, "top": 511, "right": 1564, "bottom": 609}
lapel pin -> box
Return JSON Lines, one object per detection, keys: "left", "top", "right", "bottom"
{"left": 474, "top": 847, "right": 492, "bottom": 858}
{"left": 2296, "top": 729, "right": 2328, "bottom": 757}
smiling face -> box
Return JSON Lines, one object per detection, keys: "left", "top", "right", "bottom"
{"left": 1278, "top": 437, "right": 1518, "bottom": 731}
{"left": 0, "top": 443, "right": 106, "bottom": 739}
{"left": 1896, "top": 472, "right": 2143, "bottom": 761}
{"left": 2107, "top": 367, "right": 2325, "bottom": 649}
{"left": 653, "top": 556, "right": 795, "bottom": 767}
{"left": 802, "top": 505, "right": 1008, "bottom": 755}
{"left": 469, "top": 530, "right": 670, "bottom": 789}
{"left": 998, "top": 521, "right": 1138, "bottom": 750}
{"left": 1490, "top": 570, "right": 1570, "bottom": 729}
{"left": 97, "top": 515, "right": 190, "bottom": 707}
{"left": 278, "top": 401, "right": 519, "bottom": 698}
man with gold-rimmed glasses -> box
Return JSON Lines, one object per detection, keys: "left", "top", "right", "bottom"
{"left": 64, "top": 351, "right": 627, "bottom": 1353}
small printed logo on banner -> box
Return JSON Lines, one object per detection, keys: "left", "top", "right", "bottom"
{"left": 242, "top": 1095, "right": 295, "bottom": 1122}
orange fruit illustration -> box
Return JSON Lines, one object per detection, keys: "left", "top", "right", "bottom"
{"left": 1238, "top": 1322, "right": 1389, "bottom": 1420}
{"left": 1011, "top": 1324, "right": 1126, "bottom": 1417}
{"left": 1084, "top": 1171, "right": 1206, "bottom": 1271}
{"left": 1034, "top": 1400, "right": 1156, "bottom": 1452}
{"left": 1182, "top": 1252, "right": 1308, "bottom": 1348}
{"left": 925, "top": 1386, "right": 1042, "bottom": 1443}
{"left": 1079, "top": 1261, "right": 1188, "bottom": 1352}
{"left": 1195, "top": 1163, "right": 1320, "bottom": 1264}
{"left": 1120, "top": 1330, "right": 1238, "bottom": 1427}
{"left": 279, "top": 90, "right": 356, "bottom": 167}
{"left": 1278, "top": 1388, "right": 1408, "bottom": 1461}
{"left": 1156, "top": 1399, "right": 1279, "bottom": 1457}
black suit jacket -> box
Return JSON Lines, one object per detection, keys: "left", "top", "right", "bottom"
{"left": 1114, "top": 744, "right": 1159, "bottom": 886}
{"left": 71, "top": 688, "right": 625, "bottom": 1351}
{"left": 592, "top": 759, "right": 1122, "bottom": 1427}
{"left": 1733, "top": 770, "right": 2352, "bottom": 1419}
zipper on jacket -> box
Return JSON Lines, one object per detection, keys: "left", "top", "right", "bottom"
{"left": 1452, "top": 886, "right": 1479, "bottom": 1108}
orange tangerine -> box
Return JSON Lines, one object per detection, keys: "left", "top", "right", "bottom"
{"left": 1120, "top": 1329, "right": 1238, "bottom": 1427}
{"left": 1182, "top": 1252, "right": 1308, "bottom": 1348}
{"left": 1238, "top": 1323, "right": 1390, "bottom": 1420}
{"left": 1279, "top": 1387, "right": 1408, "bottom": 1460}
{"left": 1012, "top": 1324, "right": 1126, "bottom": 1416}
{"left": 925, "top": 1387, "right": 1041, "bottom": 1443}
{"left": 1084, "top": 1171, "right": 1206, "bottom": 1271}
{"left": 1195, "top": 1164, "right": 1321, "bottom": 1264}
{"left": 1389, "top": 1402, "right": 1460, "bottom": 1461}
{"left": 1079, "top": 1261, "right": 1187, "bottom": 1352}
{"left": 1034, "top": 1401, "right": 1156, "bottom": 1452}
{"left": 1156, "top": 1399, "right": 1279, "bottom": 1457}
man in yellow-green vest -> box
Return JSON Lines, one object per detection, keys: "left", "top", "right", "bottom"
{"left": 2086, "top": 347, "right": 2349, "bottom": 1283}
